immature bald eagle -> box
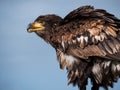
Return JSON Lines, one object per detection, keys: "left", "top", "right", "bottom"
{"left": 27, "top": 6, "right": 120, "bottom": 90}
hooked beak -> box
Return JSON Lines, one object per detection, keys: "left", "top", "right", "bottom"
{"left": 27, "top": 22, "right": 45, "bottom": 33}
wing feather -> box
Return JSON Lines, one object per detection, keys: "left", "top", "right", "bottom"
{"left": 54, "top": 6, "right": 120, "bottom": 60}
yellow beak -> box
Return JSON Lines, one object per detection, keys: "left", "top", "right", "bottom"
{"left": 27, "top": 22, "right": 45, "bottom": 33}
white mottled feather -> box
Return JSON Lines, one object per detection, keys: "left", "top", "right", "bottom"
{"left": 77, "top": 37, "right": 81, "bottom": 42}
{"left": 57, "top": 50, "right": 77, "bottom": 69}
{"left": 72, "top": 40, "right": 76, "bottom": 44}
{"left": 95, "top": 35, "right": 101, "bottom": 41}
{"left": 84, "top": 36, "right": 88, "bottom": 43}
{"left": 116, "top": 64, "right": 120, "bottom": 71}
{"left": 61, "top": 36, "right": 65, "bottom": 48}
{"left": 80, "top": 36, "right": 84, "bottom": 43}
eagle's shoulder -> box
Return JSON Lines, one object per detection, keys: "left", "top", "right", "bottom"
{"left": 62, "top": 5, "right": 94, "bottom": 24}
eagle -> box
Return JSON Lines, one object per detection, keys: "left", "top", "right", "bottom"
{"left": 27, "top": 6, "right": 120, "bottom": 90}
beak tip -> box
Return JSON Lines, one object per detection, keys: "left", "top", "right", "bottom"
{"left": 27, "top": 23, "right": 32, "bottom": 33}
{"left": 27, "top": 29, "right": 32, "bottom": 33}
{"left": 27, "top": 25, "right": 33, "bottom": 33}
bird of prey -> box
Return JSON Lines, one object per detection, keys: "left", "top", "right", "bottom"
{"left": 27, "top": 6, "right": 120, "bottom": 90}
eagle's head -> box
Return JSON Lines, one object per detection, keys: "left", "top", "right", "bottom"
{"left": 27, "top": 14, "right": 62, "bottom": 41}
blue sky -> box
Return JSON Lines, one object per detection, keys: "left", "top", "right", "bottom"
{"left": 0, "top": 0, "right": 120, "bottom": 90}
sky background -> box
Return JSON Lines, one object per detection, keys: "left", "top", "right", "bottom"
{"left": 0, "top": 0, "right": 120, "bottom": 90}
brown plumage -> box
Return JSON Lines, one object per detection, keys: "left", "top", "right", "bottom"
{"left": 27, "top": 6, "right": 120, "bottom": 90}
